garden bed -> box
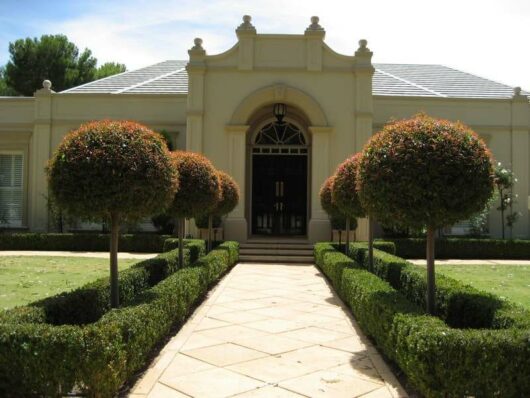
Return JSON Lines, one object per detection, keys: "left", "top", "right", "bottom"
{"left": 0, "top": 240, "right": 239, "bottom": 397}
{"left": 314, "top": 242, "right": 530, "bottom": 397}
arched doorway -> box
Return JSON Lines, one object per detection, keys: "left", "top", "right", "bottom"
{"left": 249, "top": 104, "right": 310, "bottom": 236}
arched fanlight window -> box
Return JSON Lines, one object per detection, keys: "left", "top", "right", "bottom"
{"left": 253, "top": 104, "right": 306, "bottom": 146}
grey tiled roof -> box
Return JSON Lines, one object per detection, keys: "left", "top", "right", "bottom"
{"left": 61, "top": 60, "right": 188, "bottom": 94}
{"left": 62, "top": 60, "right": 527, "bottom": 99}
{"left": 373, "top": 64, "right": 527, "bottom": 98}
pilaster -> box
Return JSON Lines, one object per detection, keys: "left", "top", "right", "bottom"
{"left": 30, "top": 80, "right": 54, "bottom": 231}
{"left": 510, "top": 88, "right": 530, "bottom": 238}
{"left": 304, "top": 16, "right": 325, "bottom": 72}
{"left": 353, "top": 40, "right": 374, "bottom": 240}
{"left": 186, "top": 38, "right": 206, "bottom": 153}
{"left": 224, "top": 125, "right": 249, "bottom": 241}
{"left": 236, "top": 15, "right": 256, "bottom": 71}
{"left": 308, "top": 126, "right": 333, "bottom": 242}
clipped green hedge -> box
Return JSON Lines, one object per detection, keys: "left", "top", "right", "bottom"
{"left": 348, "top": 243, "right": 529, "bottom": 330}
{"left": 381, "top": 237, "right": 530, "bottom": 259}
{"left": 0, "top": 233, "right": 171, "bottom": 253}
{"left": 315, "top": 243, "right": 530, "bottom": 397}
{"left": 0, "top": 241, "right": 238, "bottom": 397}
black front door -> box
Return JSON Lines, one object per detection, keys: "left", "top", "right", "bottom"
{"left": 251, "top": 154, "right": 307, "bottom": 236}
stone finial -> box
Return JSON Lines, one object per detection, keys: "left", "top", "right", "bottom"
{"left": 514, "top": 86, "right": 522, "bottom": 96}
{"left": 42, "top": 80, "right": 52, "bottom": 90}
{"left": 192, "top": 38, "right": 203, "bottom": 50}
{"left": 357, "top": 39, "right": 369, "bottom": 52}
{"left": 239, "top": 15, "right": 254, "bottom": 29}
{"left": 307, "top": 16, "right": 324, "bottom": 31}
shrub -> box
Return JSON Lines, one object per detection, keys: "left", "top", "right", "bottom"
{"left": 0, "top": 233, "right": 170, "bottom": 252}
{"left": 358, "top": 114, "right": 495, "bottom": 313}
{"left": 0, "top": 241, "right": 238, "bottom": 397}
{"left": 382, "top": 237, "right": 530, "bottom": 260}
{"left": 331, "top": 154, "right": 365, "bottom": 220}
{"left": 347, "top": 243, "right": 530, "bottom": 330}
{"left": 47, "top": 120, "right": 179, "bottom": 307}
{"left": 314, "top": 243, "right": 530, "bottom": 397}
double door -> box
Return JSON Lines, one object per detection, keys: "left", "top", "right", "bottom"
{"left": 251, "top": 154, "right": 307, "bottom": 236}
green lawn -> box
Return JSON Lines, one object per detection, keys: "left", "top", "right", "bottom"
{"left": 436, "top": 264, "right": 530, "bottom": 309}
{"left": 0, "top": 256, "right": 138, "bottom": 310}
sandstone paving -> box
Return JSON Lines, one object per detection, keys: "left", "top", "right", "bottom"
{"left": 129, "top": 262, "right": 408, "bottom": 397}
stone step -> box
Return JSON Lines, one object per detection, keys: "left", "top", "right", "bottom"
{"left": 240, "top": 248, "right": 313, "bottom": 256}
{"left": 239, "top": 254, "right": 314, "bottom": 263}
{"left": 240, "top": 243, "right": 313, "bottom": 250}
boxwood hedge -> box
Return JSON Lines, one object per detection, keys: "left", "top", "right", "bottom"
{"left": 0, "top": 233, "right": 172, "bottom": 253}
{"left": 315, "top": 242, "right": 530, "bottom": 397}
{"left": 381, "top": 237, "right": 530, "bottom": 259}
{"left": 0, "top": 241, "right": 238, "bottom": 397}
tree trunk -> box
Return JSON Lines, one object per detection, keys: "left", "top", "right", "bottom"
{"left": 109, "top": 213, "right": 120, "bottom": 308}
{"left": 368, "top": 217, "right": 374, "bottom": 273}
{"left": 208, "top": 215, "right": 213, "bottom": 252}
{"left": 345, "top": 217, "right": 350, "bottom": 256}
{"left": 426, "top": 226, "right": 436, "bottom": 315}
{"left": 178, "top": 217, "right": 184, "bottom": 268}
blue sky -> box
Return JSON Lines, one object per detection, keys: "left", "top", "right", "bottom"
{"left": 1, "top": 0, "right": 529, "bottom": 90}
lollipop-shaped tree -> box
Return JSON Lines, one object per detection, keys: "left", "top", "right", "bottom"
{"left": 357, "top": 114, "right": 494, "bottom": 313}
{"left": 47, "top": 120, "right": 178, "bottom": 307}
{"left": 168, "top": 151, "right": 221, "bottom": 266}
{"left": 332, "top": 153, "right": 366, "bottom": 255}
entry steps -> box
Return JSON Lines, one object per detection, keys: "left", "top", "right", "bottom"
{"left": 239, "top": 240, "right": 314, "bottom": 263}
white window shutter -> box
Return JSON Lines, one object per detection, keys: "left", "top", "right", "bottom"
{"left": 0, "top": 153, "right": 24, "bottom": 227}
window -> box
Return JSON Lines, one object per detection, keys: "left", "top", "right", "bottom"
{"left": 0, "top": 152, "right": 24, "bottom": 227}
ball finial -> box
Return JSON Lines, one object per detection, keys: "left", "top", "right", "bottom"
{"left": 194, "top": 37, "right": 203, "bottom": 47}
{"left": 514, "top": 86, "right": 522, "bottom": 96}
{"left": 359, "top": 39, "right": 368, "bottom": 48}
{"left": 311, "top": 16, "right": 319, "bottom": 24}
{"left": 243, "top": 15, "right": 251, "bottom": 23}
{"left": 43, "top": 80, "right": 52, "bottom": 90}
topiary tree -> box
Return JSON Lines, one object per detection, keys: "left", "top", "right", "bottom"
{"left": 357, "top": 114, "right": 494, "bottom": 314}
{"left": 47, "top": 120, "right": 178, "bottom": 307}
{"left": 320, "top": 175, "right": 347, "bottom": 244}
{"left": 331, "top": 154, "right": 366, "bottom": 256}
{"left": 203, "top": 171, "right": 240, "bottom": 250}
{"left": 168, "top": 151, "right": 221, "bottom": 266}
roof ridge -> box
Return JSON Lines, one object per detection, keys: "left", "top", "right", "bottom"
{"left": 116, "top": 66, "right": 186, "bottom": 94}
{"left": 439, "top": 64, "right": 519, "bottom": 90}
{"left": 375, "top": 68, "right": 447, "bottom": 98}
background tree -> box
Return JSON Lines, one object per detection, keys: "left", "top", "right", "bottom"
{"left": 96, "top": 62, "right": 126, "bottom": 79}
{"left": 0, "top": 66, "right": 16, "bottom": 96}
{"left": 47, "top": 120, "right": 178, "bottom": 307}
{"left": 3, "top": 34, "right": 125, "bottom": 95}
{"left": 331, "top": 154, "right": 366, "bottom": 256}
{"left": 358, "top": 114, "right": 494, "bottom": 314}
{"left": 168, "top": 151, "right": 221, "bottom": 267}
{"left": 494, "top": 162, "right": 520, "bottom": 239}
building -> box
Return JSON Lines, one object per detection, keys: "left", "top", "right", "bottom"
{"left": 1, "top": 16, "right": 529, "bottom": 241}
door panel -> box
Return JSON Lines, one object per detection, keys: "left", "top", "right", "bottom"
{"left": 252, "top": 154, "right": 307, "bottom": 236}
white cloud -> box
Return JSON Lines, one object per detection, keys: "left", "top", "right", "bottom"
{"left": 42, "top": 0, "right": 529, "bottom": 90}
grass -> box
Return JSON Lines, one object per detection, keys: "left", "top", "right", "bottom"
{"left": 0, "top": 256, "right": 138, "bottom": 309}
{"left": 436, "top": 264, "right": 530, "bottom": 309}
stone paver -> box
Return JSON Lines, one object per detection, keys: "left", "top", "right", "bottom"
{"left": 129, "top": 263, "right": 408, "bottom": 397}
{"left": 0, "top": 250, "right": 157, "bottom": 259}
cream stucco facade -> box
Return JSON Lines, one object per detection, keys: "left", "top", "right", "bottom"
{"left": 0, "top": 16, "right": 529, "bottom": 241}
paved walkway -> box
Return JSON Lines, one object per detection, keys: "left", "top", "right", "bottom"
{"left": 130, "top": 263, "right": 407, "bottom": 398}
{"left": 0, "top": 251, "right": 157, "bottom": 259}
